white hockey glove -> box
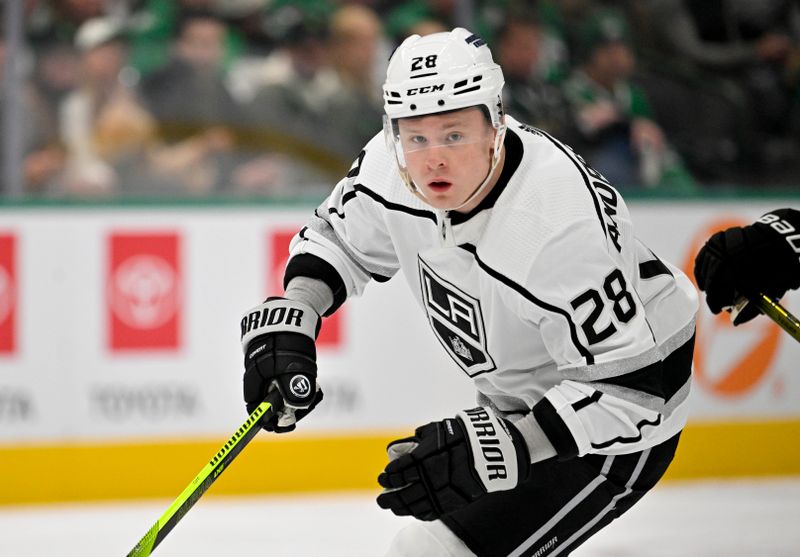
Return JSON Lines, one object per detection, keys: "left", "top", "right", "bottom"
{"left": 377, "top": 407, "right": 530, "bottom": 521}
{"left": 240, "top": 297, "right": 322, "bottom": 433}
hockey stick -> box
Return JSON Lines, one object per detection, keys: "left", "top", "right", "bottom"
{"left": 731, "top": 293, "right": 800, "bottom": 343}
{"left": 754, "top": 293, "right": 800, "bottom": 343}
{"left": 127, "top": 389, "right": 283, "bottom": 556}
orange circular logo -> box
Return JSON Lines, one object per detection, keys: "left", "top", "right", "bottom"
{"left": 685, "top": 217, "right": 782, "bottom": 397}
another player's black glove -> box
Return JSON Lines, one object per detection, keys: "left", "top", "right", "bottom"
{"left": 377, "top": 406, "right": 530, "bottom": 521}
{"left": 240, "top": 297, "right": 322, "bottom": 432}
{"left": 694, "top": 209, "right": 800, "bottom": 325}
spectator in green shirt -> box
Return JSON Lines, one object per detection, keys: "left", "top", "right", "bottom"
{"left": 495, "top": 10, "right": 578, "bottom": 146}
{"left": 563, "top": 9, "right": 694, "bottom": 191}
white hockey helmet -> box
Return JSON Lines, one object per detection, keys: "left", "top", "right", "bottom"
{"left": 382, "top": 28, "right": 507, "bottom": 209}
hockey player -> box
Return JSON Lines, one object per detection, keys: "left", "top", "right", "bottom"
{"left": 239, "top": 28, "right": 698, "bottom": 556}
{"left": 694, "top": 208, "right": 800, "bottom": 325}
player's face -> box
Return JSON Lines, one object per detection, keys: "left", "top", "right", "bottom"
{"left": 397, "top": 107, "right": 497, "bottom": 211}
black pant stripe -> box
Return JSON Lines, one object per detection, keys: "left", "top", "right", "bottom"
{"left": 514, "top": 451, "right": 650, "bottom": 557}
{"left": 511, "top": 480, "right": 611, "bottom": 557}
{"left": 440, "top": 434, "right": 680, "bottom": 557}
{"left": 508, "top": 456, "right": 615, "bottom": 557}
{"left": 545, "top": 449, "right": 652, "bottom": 557}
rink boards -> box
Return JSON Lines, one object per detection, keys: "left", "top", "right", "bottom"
{"left": 0, "top": 199, "right": 798, "bottom": 504}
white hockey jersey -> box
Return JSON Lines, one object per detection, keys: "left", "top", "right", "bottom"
{"left": 284, "top": 115, "right": 698, "bottom": 462}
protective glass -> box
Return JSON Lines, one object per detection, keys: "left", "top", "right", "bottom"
{"left": 383, "top": 115, "right": 494, "bottom": 169}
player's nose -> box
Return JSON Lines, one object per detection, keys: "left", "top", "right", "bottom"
{"left": 424, "top": 147, "right": 448, "bottom": 170}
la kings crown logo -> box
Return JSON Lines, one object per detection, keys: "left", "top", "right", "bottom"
{"left": 418, "top": 258, "right": 495, "bottom": 377}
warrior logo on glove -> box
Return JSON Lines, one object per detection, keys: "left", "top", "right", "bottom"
{"left": 377, "top": 406, "right": 529, "bottom": 521}
{"left": 241, "top": 302, "right": 311, "bottom": 341}
{"left": 240, "top": 298, "right": 323, "bottom": 433}
{"left": 461, "top": 407, "right": 515, "bottom": 484}
{"left": 289, "top": 374, "right": 312, "bottom": 398}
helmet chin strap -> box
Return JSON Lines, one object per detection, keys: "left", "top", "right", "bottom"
{"left": 407, "top": 126, "right": 507, "bottom": 212}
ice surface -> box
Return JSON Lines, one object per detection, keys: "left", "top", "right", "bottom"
{"left": 0, "top": 478, "right": 798, "bottom": 556}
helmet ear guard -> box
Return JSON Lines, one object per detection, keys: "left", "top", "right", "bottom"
{"left": 382, "top": 28, "right": 507, "bottom": 209}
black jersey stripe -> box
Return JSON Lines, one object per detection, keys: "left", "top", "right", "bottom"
{"left": 639, "top": 258, "right": 673, "bottom": 279}
{"left": 661, "top": 333, "right": 694, "bottom": 402}
{"left": 572, "top": 390, "right": 602, "bottom": 411}
{"left": 467, "top": 249, "right": 594, "bottom": 365}
{"left": 590, "top": 415, "right": 662, "bottom": 450}
{"left": 533, "top": 397, "right": 581, "bottom": 459}
{"left": 595, "top": 333, "right": 694, "bottom": 401}
{"left": 284, "top": 253, "right": 347, "bottom": 316}
{"left": 328, "top": 206, "right": 346, "bottom": 219}
{"left": 537, "top": 129, "right": 609, "bottom": 244}
{"left": 341, "top": 189, "right": 357, "bottom": 205}
{"left": 596, "top": 359, "right": 666, "bottom": 399}
{"left": 330, "top": 183, "right": 438, "bottom": 223}
{"left": 326, "top": 188, "right": 357, "bottom": 219}
{"left": 297, "top": 213, "right": 395, "bottom": 298}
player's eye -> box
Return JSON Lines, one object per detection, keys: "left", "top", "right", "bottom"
{"left": 446, "top": 132, "right": 463, "bottom": 143}
{"left": 409, "top": 135, "right": 427, "bottom": 145}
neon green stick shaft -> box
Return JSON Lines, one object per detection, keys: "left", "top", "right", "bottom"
{"left": 127, "top": 391, "right": 281, "bottom": 556}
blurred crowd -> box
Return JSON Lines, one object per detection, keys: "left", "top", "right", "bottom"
{"left": 3, "top": 0, "right": 800, "bottom": 200}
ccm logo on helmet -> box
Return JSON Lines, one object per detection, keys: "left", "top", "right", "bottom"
{"left": 406, "top": 84, "right": 445, "bottom": 95}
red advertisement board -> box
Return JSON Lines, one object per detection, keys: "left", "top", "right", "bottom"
{"left": 270, "top": 230, "right": 342, "bottom": 348}
{"left": 0, "top": 235, "right": 16, "bottom": 354}
{"left": 107, "top": 233, "right": 181, "bottom": 351}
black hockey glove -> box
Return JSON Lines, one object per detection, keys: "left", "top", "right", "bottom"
{"left": 240, "top": 297, "right": 322, "bottom": 433}
{"left": 376, "top": 407, "right": 530, "bottom": 521}
{"left": 694, "top": 209, "right": 800, "bottom": 325}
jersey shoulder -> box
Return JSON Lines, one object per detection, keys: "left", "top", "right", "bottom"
{"left": 503, "top": 118, "right": 620, "bottom": 223}
{"left": 344, "top": 131, "right": 430, "bottom": 212}
{"left": 479, "top": 120, "right": 634, "bottom": 283}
